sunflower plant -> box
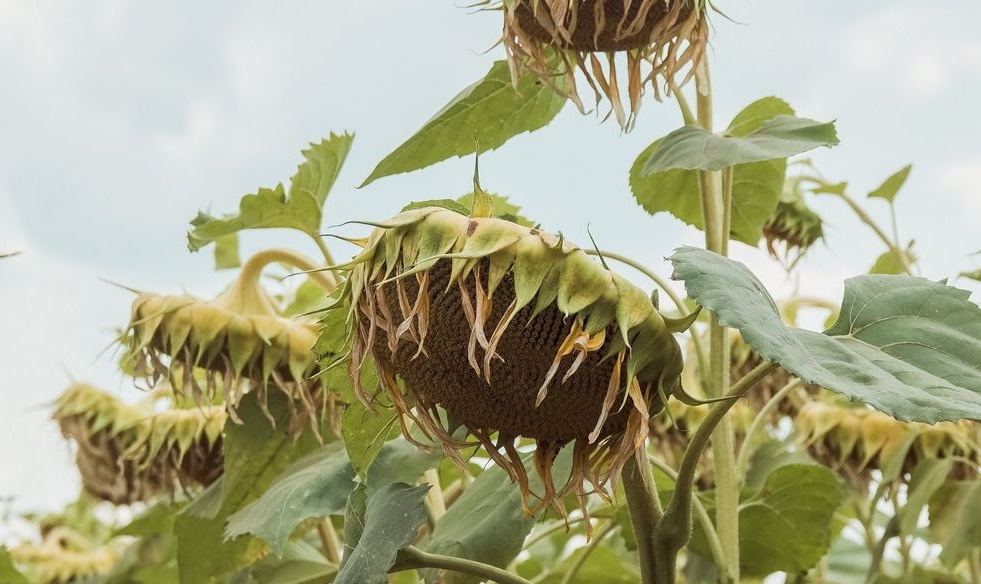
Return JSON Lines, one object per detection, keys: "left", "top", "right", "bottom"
{"left": 5, "top": 4, "right": 981, "bottom": 584}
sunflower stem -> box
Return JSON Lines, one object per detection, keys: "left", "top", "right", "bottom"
{"left": 316, "top": 518, "right": 342, "bottom": 564}
{"left": 394, "top": 546, "right": 533, "bottom": 584}
{"left": 622, "top": 454, "right": 662, "bottom": 584}
{"left": 823, "top": 188, "right": 914, "bottom": 275}
{"left": 694, "top": 58, "right": 741, "bottom": 584}
{"left": 238, "top": 247, "right": 336, "bottom": 294}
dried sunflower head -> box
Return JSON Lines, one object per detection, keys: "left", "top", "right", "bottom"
{"left": 121, "top": 250, "right": 330, "bottom": 437}
{"left": 500, "top": 0, "right": 710, "bottom": 129}
{"left": 53, "top": 383, "right": 224, "bottom": 504}
{"left": 762, "top": 180, "right": 824, "bottom": 270}
{"left": 10, "top": 527, "right": 117, "bottom": 584}
{"left": 796, "top": 400, "right": 981, "bottom": 488}
{"left": 329, "top": 205, "right": 695, "bottom": 513}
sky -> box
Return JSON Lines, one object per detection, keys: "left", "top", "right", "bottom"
{"left": 1, "top": 1, "right": 979, "bottom": 517}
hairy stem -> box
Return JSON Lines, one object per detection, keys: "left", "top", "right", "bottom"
{"left": 655, "top": 362, "right": 779, "bottom": 583}
{"left": 622, "top": 454, "right": 663, "bottom": 584}
{"left": 395, "top": 546, "right": 533, "bottom": 584}
{"left": 316, "top": 519, "right": 342, "bottom": 564}
{"left": 734, "top": 378, "right": 802, "bottom": 480}
{"left": 694, "top": 58, "right": 740, "bottom": 584}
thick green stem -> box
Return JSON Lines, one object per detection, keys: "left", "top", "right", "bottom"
{"left": 395, "top": 546, "right": 533, "bottom": 584}
{"left": 655, "top": 362, "right": 778, "bottom": 584}
{"left": 694, "top": 59, "right": 741, "bottom": 584}
{"left": 622, "top": 455, "right": 663, "bottom": 584}
{"left": 734, "top": 378, "right": 803, "bottom": 480}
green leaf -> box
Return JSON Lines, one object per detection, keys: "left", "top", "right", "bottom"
{"left": 642, "top": 115, "right": 838, "bottom": 173}
{"left": 365, "top": 438, "right": 441, "bottom": 499}
{"left": 630, "top": 97, "right": 793, "bottom": 245}
{"left": 868, "top": 164, "right": 912, "bottom": 202}
{"left": 334, "top": 483, "right": 430, "bottom": 584}
{"left": 960, "top": 269, "right": 981, "bottom": 282}
{"left": 175, "top": 393, "right": 323, "bottom": 583}
{"left": 0, "top": 548, "right": 29, "bottom": 584}
{"left": 738, "top": 464, "right": 845, "bottom": 577}
{"left": 342, "top": 398, "right": 400, "bottom": 478}
{"left": 115, "top": 502, "right": 182, "bottom": 537}
{"left": 669, "top": 247, "right": 981, "bottom": 423}
{"left": 213, "top": 233, "right": 241, "bottom": 269}
{"left": 869, "top": 244, "right": 916, "bottom": 275}
{"left": 929, "top": 479, "right": 981, "bottom": 567}
{"left": 188, "top": 132, "right": 353, "bottom": 249}
{"left": 538, "top": 546, "right": 641, "bottom": 584}
{"left": 225, "top": 442, "right": 357, "bottom": 555}
{"left": 361, "top": 60, "right": 566, "bottom": 186}
{"left": 422, "top": 466, "right": 535, "bottom": 584}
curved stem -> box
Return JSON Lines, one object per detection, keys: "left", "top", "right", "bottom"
{"left": 521, "top": 514, "right": 597, "bottom": 550}
{"left": 668, "top": 78, "right": 696, "bottom": 125}
{"left": 584, "top": 248, "right": 709, "bottom": 383}
{"left": 622, "top": 455, "right": 662, "bottom": 584}
{"left": 558, "top": 522, "right": 617, "bottom": 584}
{"left": 655, "top": 362, "right": 779, "bottom": 583}
{"left": 240, "top": 247, "right": 336, "bottom": 292}
{"left": 648, "top": 456, "right": 728, "bottom": 582}
{"left": 309, "top": 231, "right": 338, "bottom": 266}
{"left": 734, "top": 378, "right": 804, "bottom": 480}
{"left": 395, "top": 546, "right": 533, "bottom": 584}
{"left": 831, "top": 191, "right": 913, "bottom": 275}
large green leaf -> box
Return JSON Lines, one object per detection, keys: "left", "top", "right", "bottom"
{"left": 643, "top": 115, "right": 838, "bottom": 173}
{"left": 188, "top": 132, "right": 353, "bottom": 249}
{"left": 175, "top": 393, "right": 322, "bottom": 583}
{"left": 669, "top": 247, "right": 981, "bottom": 423}
{"left": 342, "top": 398, "right": 399, "bottom": 478}
{"left": 365, "top": 438, "right": 441, "bottom": 499}
{"left": 0, "top": 548, "right": 29, "bottom": 584}
{"left": 334, "top": 483, "right": 430, "bottom": 584}
{"left": 361, "top": 60, "right": 566, "bottom": 186}
{"left": 929, "top": 479, "right": 981, "bottom": 567}
{"left": 868, "top": 164, "right": 912, "bottom": 203}
{"left": 246, "top": 541, "right": 337, "bottom": 584}
{"left": 630, "top": 97, "right": 792, "bottom": 245}
{"left": 739, "top": 464, "right": 845, "bottom": 577}
{"left": 225, "top": 442, "right": 356, "bottom": 555}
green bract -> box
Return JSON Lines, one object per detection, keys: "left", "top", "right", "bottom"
{"left": 328, "top": 206, "right": 694, "bottom": 513}
{"left": 762, "top": 179, "right": 824, "bottom": 269}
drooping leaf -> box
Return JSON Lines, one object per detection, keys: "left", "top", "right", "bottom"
{"left": 225, "top": 442, "right": 356, "bottom": 555}
{"left": 630, "top": 97, "right": 793, "bottom": 245}
{"left": 175, "top": 393, "right": 322, "bottom": 583}
{"left": 213, "top": 233, "right": 241, "bottom": 269}
{"left": 738, "top": 464, "right": 845, "bottom": 577}
{"left": 670, "top": 246, "right": 981, "bottom": 423}
{"left": 188, "top": 132, "right": 354, "bottom": 249}
{"left": 868, "top": 164, "right": 912, "bottom": 203}
{"left": 897, "top": 458, "right": 954, "bottom": 537}
{"left": 642, "top": 115, "right": 838, "bottom": 174}
{"left": 334, "top": 483, "right": 430, "bottom": 584}
{"left": 869, "top": 244, "right": 916, "bottom": 275}
{"left": 929, "top": 479, "right": 981, "bottom": 567}
{"left": 0, "top": 548, "right": 29, "bottom": 584}
{"left": 361, "top": 60, "right": 566, "bottom": 186}
{"left": 342, "top": 398, "right": 400, "bottom": 478}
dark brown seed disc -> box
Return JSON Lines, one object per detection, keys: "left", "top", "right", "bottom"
{"left": 513, "top": 0, "right": 690, "bottom": 52}
{"left": 372, "top": 259, "right": 631, "bottom": 443}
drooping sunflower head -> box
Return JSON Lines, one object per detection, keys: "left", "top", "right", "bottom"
{"left": 500, "top": 0, "right": 710, "bottom": 128}
{"left": 328, "top": 205, "right": 694, "bottom": 513}
{"left": 121, "top": 251, "right": 329, "bottom": 436}
{"left": 796, "top": 400, "right": 981, "bottom": 487}
{"left": 10, "top": 527, "right": 117, "bottom": 584}
{"left": 762, "top": 182, "right": 824, "bottom": 270}
{"left": 53, "top": 383, "right": 224, "bottom": 504}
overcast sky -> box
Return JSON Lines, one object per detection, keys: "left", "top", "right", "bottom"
{"left": 1, "top": 1, "right": 979, "bottom": 518}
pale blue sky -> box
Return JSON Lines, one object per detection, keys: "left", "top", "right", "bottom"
{"left": 1, "top": 1, "right": 979, "bottom": 516}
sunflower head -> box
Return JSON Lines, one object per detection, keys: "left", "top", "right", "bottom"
{"left": 327, "top": 205, "right": 694, "bottom": 513}
{"left": 762, "top": 182, "right": 824, "bottom": 269}
{"left": 796, "top": 400, "right": 981, "bottom": 487}
{"left": 121, "top": 252, "right": 328, "bottom": 437}
{"left": 53, "top": 383, "right": 224, "bottom": 504}
{"left": 10, "top": 527, "right": 117, "bottom": 584}
{"left": 501, "top": 0, "right": 709, "bottom": 129}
